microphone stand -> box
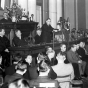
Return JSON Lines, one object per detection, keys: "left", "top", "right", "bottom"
{"left": 52, "top": 29, "right": 58, "bottom": 50}
{"left": 52, "top": 31, "right": 55, "bottom": 50}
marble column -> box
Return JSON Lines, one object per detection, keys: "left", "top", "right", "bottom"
{"left": 28, "top": 0, "right": 36, "bottom": 21}
{"left": 10, "top": 0, "right": 13, "bottom": 7}
{"left": 57, "top": 0, "right": 62, "bottom": 29}
{"left": 49, "top": 0, "right": 57, "bottom": 28}
{"left": 1, "top": 0, "right": 5, "bottom": 9}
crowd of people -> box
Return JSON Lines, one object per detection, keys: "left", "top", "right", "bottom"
{"left": 0, "top": 12, "right": 71, "bottom": 46}
{"left": 0, "top": 39, "right": 87, "bottom": 88}
{"left": 0, "top": 11, "right": 88, "bottom": 88}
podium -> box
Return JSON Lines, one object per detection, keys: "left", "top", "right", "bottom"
{"left": 54, "top": 31, "right": 65, "bottom": 42}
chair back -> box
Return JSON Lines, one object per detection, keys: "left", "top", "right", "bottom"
{"left": 71, "top": 80, "right": 83, "bottom": 88}
{"left": 57, "top": 75, "right": 72, "bottom": 88}
{"left": 39, "top": 83, "right": 55, "bottom": 88}
{"left": 0, "top": 76, "right": 3, "bottom": 86}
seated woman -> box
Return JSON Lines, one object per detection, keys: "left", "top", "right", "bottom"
{"left": 29, "top": 60, "right": 59, "bottom": 88}
{"left": 13, "top": 29, "right": 28, "bottom": 47}
{"left": 46, "top": 46, "right": 57, "bottom": 66}
{"left": 37, "top": 53, "right": 57, "bottom": 79}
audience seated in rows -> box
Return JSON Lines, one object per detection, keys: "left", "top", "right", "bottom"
{"left": 52, "top": 53, "right": 74, "bottom": 88}
{"left": 5, "top": 54, "right": 38, "bottom": 80}
{"left": 2, "top": 42, "right": 88, "bottom": 88}
{"left": 5, "top": 52, "right": 57, "bottom": 83}
{"left": 76, "top": 42, "right": 87, "bottom": 77}
{"left": 5, "top": 61, "right": 27, "bottom": 83}
{"left": 35, "top": 53, "right": 57, "bottom": 79}
{"left": 66, "top": 44, "right": 82, "bottom": 80}
{"left": 29, "top": 60, "right": 60, "bottom": 88}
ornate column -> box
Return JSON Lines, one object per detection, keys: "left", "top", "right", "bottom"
{"left": 43, "top": 0, "right": 49, "bottom": 24}
{"left": 49, "top": 0, "right": 57, "bottom": 28}
{"left": 28, "top": 0, "right": 36, "bottom": 21}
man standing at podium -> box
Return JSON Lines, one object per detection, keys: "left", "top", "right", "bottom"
{"left": 41, "top": 18, "right": 54, "bottom": 43}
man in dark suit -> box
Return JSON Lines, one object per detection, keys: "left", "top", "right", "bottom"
{"left": 24, "top": 54, "right": 57, "bottom": 80}
{"left": 0, "top": 28, "right": 10, "bottom": 67}
{"left": 13, "top": 29, "right": 28, "bottom": 47}
{"left": 5, "top": 53, "right": 22, "bottom": 76}
{"left": 67, "top": 44, "right": 82, "bottom": 79}
{"left": 76, "top": 41, "right": 87, "bottom": 76}
{"left": 1, "top": 62, "right": 27, "bottom": 88}
{"left": 24, "top": 54, "right": 38, "bottom": 80}
{"left": 5, "top": 61, "right": 27, "bottom": 83}
{"left": 29, "top": 60, "right": 59, "bottom": 88}
{"left": 77, "top": 40, "right": 88, "bottom": 62}
{"left": 41, "top": 18, "right": 54, "bottom": 43}
{"left": 34, "top": 29, "right": 42, "bottom": 44}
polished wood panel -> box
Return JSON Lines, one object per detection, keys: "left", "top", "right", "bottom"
{"left": 9, "top": 37, "right": 88, "bottom": 56}
{"left": 0, "top": 22, "right": 38, "bottom": 37}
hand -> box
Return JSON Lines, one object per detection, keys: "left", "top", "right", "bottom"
{"left": 78, "top": 60, "right": 82, "bottom": 63}
{"left": 5, "top": 49, "right": 9, "bottom": 52}
{"left": 79, "top": 55, "right": 82, "bottom": 58}
{"left": 52, "top": 30, "right": 58, "bottom": 32}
